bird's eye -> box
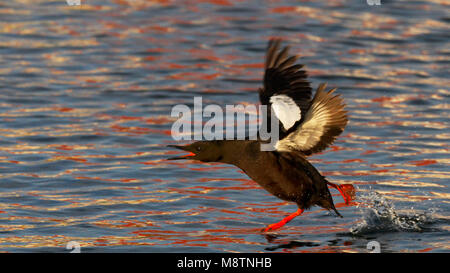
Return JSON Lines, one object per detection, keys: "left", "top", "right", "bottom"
{"left": 196, "top": 146, "right": 201, "bottom": 151}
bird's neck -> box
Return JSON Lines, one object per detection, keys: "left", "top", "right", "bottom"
{"left": 219, "top": 140, "right": 261, "bottom": 168}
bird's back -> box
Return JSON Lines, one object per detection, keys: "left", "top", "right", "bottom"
{"left": 234, "top": 141, "right": 336, "bottom": 212}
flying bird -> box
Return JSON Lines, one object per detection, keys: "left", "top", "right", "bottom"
{"left": 168, "top": 39, "right": 355, "bottom": 232}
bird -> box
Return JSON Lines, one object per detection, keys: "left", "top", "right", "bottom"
{"left": 168, "top": 39, "right": 355, "bottom": 232}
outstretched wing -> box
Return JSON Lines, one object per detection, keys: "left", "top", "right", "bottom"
{"left": 259, "top": 39, "right": 312, "bottom": 134}
{"left": 275, "top": 83, "right": 348, "bottom": 155}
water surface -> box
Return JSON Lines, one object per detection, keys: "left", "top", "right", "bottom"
{"left": 0, "top": 0, "right": 448, "bottom": 252}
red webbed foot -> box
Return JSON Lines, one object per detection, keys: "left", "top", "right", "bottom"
{"left": 261, "top": 208, "right": 304, "bottom": 232}
{"left": 327, "top": 182, "right": 356, "bottom": 205}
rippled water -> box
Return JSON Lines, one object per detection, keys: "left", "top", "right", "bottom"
{"left": 0, "top": 0, "right": 448, "bottom": 253}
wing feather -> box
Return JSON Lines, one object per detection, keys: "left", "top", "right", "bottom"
{"left": 259, "top": 39, "right": 312, "bottom": 137}
{"left": 259, "top": 39, "right": 312, "bottom": 111}
{"left": 275, "top": 83, "right": 348, "bottom": 155}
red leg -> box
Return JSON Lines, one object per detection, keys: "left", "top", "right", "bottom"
{"left": 262, "top": 208, "right": 304, "bottom": 232}
{"left": 327, "top": 182, "right": 355, "bottom": 205}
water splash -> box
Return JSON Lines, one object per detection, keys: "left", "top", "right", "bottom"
{"left": 350, "top": 191, "right": 434, "bottom": 235}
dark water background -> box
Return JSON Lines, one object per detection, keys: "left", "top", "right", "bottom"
{"left": 0, "top": 0, "right": 448, "bottom": 252}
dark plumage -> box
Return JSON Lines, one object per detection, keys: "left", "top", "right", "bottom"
{"left": 260, "top": 40, "right": 312, "bottom": 138}
{"left": 168, "top": 39, "right": 355, "bottom": 232}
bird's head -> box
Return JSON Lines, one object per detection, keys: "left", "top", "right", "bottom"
{"left": 167, "top": 141, "right": 225, "bottom": 163}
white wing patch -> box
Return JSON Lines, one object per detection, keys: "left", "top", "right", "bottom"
{"left": 269, "top": 94, "right": 301, "bottom": 130}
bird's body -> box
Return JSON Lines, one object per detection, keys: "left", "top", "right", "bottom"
{"left": 168, "top": 39, "right": 355, "bottom": 231}
{"left": 215, "top": 140, "right": 338, "bottom": 214}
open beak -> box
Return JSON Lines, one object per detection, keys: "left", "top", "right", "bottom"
{"left": 167, "top": 145, "right": 196, "bottom": 160}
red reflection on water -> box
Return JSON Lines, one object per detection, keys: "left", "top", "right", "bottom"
{"left": 361, "top": 150, "right": 377, "bottom": 155}
{"left": 417, "top": 247, "right": 434, "bottom": 253}
{"left": 53, "top": 107, "right": 74, "bottom": 112}
{"left": 75, "top": 176, "right": 139, "bottom": 183}
{"left": 271, "top": 6, "right": 297, "bottom": 14}
{"left": 54, "top": 144, "right": 75, "bottom": 151}
{"left": 409, "top": 159, "right": 437, "bottom": 166}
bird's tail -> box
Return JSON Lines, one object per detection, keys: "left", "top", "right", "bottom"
{"left": 331, "top": 206, "right": 343, "bottom": 218}
{"left": 318, "top": 185, "right": 344, "bottom": 218}
{"left": 319, "top": 195, "right": 343, "bottom": 218}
